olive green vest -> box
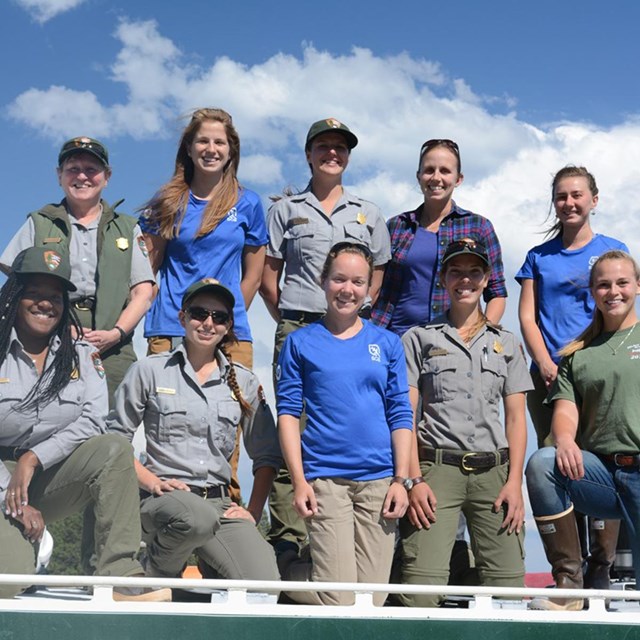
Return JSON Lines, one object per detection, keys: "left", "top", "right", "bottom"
{"left": 30, "top": 199, "right": 138, "bottom": 331}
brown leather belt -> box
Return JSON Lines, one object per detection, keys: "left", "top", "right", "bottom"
{"left": 602, "top": 453, "right": 640, "bottom": 468}
{"left": 420, "top": 446, "right": 509, "bottom": 471}
{"left": 139, "top": 484, "right": 228, "bottom": 501}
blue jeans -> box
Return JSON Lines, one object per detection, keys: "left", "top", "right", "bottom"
{"left": 526, "top": 447, "right": 640, "bottom": 581}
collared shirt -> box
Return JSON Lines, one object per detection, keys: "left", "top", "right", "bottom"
{"left": 403, "top": 317, "right": 532, "bottom": 452}
{"left": 0, "top": 217, "right": 154, "bottom": 299}
{"left": 0, "top": 332, "right": 108, "bottom": 502}
{"left": 266, "top": 185, "right": 391, "bottom": 313}
{"left": 106, "top": 343, "right": 281, "bottom": 487}
{"left": 371, "top": 202, "right": 507, "bottom": 328}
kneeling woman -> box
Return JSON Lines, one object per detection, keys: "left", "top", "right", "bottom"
{"left": 399, "top": 239, "right": 531, "bottom": 607}
{"left": 0, "top": 247, "right": 160, "bottom": 600}
{"left": 526, "top": 250, "right": 640, "bottom": 611}
{"left": 106, "top": 279, "right": 280, "bottom": 581}
{"left": 277, "top": 242, "right": 413, "bottom": 605}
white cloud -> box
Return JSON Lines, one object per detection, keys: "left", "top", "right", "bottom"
{"left": 13, "top": 0, "right": 86, "bottom": 23}
{"left": 240, "top": 154, "right": 283, "bottom": 186}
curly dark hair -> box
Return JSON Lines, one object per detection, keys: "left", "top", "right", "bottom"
{"left": 0, "top": 272, "right": 83, "bottom": 412}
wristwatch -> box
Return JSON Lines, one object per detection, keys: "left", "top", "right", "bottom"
{"left": 392, "top": 476, "right": 414, "bottom": 491}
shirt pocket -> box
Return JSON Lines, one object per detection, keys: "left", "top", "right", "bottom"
{"left": 212, "top": 401, "right": 241, "bottom": 461}
{"left": 283, "top": 223, "right": 325, "bottom": 261}
{"left": 420, "top": 356, "right": 458, "bottom": 403}
{"left": 154, "top": 394, "right": 188, "bottom": 444}
{"left": 0, "top": 383, "right": 27, "bottom": 439}
{"left": 57, "top": 382, "right": 85, "bottom": 424}
{"left": 343, "top": 221, "right": 372, "bottom": 246}
{"left": 480, "top": 356, "right": 507, "bottom": 404}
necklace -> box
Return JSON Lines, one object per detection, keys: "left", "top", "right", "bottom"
{"left": 604, "top": 323, "right": 637, "bottom": 355}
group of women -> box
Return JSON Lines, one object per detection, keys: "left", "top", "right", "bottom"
{"left": 0, "top": 109, "right": 638, "bottom": 612}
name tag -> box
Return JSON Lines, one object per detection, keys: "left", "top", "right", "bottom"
{"left": 428, "top": 348, "right": 448, "bottom": 357}
{"left": 156, "top": 387, "right": 176, "bottom": 395}
{"left": 290, "top": 217, "right": 309, "bottom": 226}
{"left": 0, "top": 378, "right": 10, "bottom": 383}
{"left": 43, "top": 237, "right": 62, "bottom": 244}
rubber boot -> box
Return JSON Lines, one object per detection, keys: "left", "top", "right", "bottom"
{"left": 584, "top": 519, "right": 620, "bottom": 589}
{"left": 529, "top": 506, "right": 584, "bottom": 611}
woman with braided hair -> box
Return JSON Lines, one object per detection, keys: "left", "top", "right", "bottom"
{"left": 0, "top": 246, "right": 168, "bottom": 601}
{"left": 106, "top": 278, "right": 280, "bottom": 581}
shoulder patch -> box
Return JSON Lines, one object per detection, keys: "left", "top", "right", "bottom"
{"left": 137, "top": 235, "right": 149, "bottom": 258}
{"left": 91, "top": 352, "right": 105, "bottom": 378}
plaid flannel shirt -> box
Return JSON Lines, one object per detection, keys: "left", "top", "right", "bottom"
{"left": 371, "top": 201, "right": 506, "bottom": 327}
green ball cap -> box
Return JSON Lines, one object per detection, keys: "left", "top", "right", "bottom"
{"left": 12, "top": 246, "right": 77, "bottom": 291}
{"left": 305, "top": 118, "right": 358, "bottom": 150}
{"left": 181, "top": 278, "right": 235, "bottom": 310}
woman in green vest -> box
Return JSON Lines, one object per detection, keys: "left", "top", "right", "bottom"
{"left": 0, "top": 136, "right": 155, "bottom": 407}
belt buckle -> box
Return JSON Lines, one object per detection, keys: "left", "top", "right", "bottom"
{"left": 613, "top": 454, "right": 625, "bottom": 467}
{"left": 74, "top": 301, "right": 92, "bottom": 311}
{"left": 461, "top": 453, "right": 478, "bottom": 472}
{"left": 202, "top": 486, "right": 209, "bottom": 499}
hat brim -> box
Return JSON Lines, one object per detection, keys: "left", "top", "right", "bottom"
{"left": 17, "top": 270, "right": 77, "bottom": 292}
{"left": 58, "top": 148, "right": 109, "bottom": 167}
{"left": 182, "top": 284, "right": 235, "bottom": 311}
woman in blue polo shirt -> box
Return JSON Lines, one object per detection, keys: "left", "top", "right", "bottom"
{"left": 140, "top": 107, "right": 267, "bottom": 370}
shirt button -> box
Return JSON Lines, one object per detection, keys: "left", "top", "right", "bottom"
{"left": 466, "top": 393, "right": 472, "bottom": 399}
{"left": 201, "top": 417, "right": 206, "bottom": 422}
{"left": 467, "top": 436, "right": 474, "bottom": 442}
{"left": 467, "top": 416, "right": 473, "bottom": 422}
{"left": 199, "top": 460, "right": 204, "bottom": 465}
{"left": 432, "top": 305, "right": 437, "bottom": 310}
{"left": 467, "top": 372, "right": 472, "bottom": 377}
{"left": 199, "top": 438, "right": 204, "bottom": 444}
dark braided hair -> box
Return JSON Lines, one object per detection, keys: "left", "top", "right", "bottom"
{"left": 0, "top": 272, "right": 82, "bottom": 412}
{"left": 220, "top": 340, "right": 253, "bottom": 418}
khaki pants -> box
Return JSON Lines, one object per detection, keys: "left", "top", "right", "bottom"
{"left": 398, "top": 460, "right": 525, "bottom": 607}
{"left": 146, "top": 336, "right": 253, "bottom": 505}
{"left": 285, "top": 477, "right": 396, "bottom": 606}
{"left": 0, "top": 434, "right": 143, "bottom": 598}
{"left": 139, "top": 490, "right": 278, "bottom": 581}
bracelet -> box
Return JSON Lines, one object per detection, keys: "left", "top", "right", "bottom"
{"left": 114, "top": 325, "right": 128, "bottom": 343}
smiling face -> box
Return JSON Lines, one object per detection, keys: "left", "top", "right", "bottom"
{"left": 322, "top": 251, "right": 370, "bottom": 320}
{"left": 591, "top": 258, "right": 640, "bottom": 332}
{"left": 179, "top": 292, "right": 231, "bottom": 352}
{"left": 15, "top": 275, "right": 65, "bottom": 344}
{"left": 553, "top": 176, "right": 598, "bottom": 230}
{"left": 306, "top": 132, "right": 350, "bottom": 179}
{"left": 57, "top": 152, "right": 110, "bottom": 209}
{"left": 187, "top": 120, "right": 231, "bottom": 180}
{"left": 417, "top": 145, "right": 463, "bottom": 205}
{"left": 441, "top": 254, "right": 489, "bottom": 308}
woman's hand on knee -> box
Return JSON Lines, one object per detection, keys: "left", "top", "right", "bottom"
{"left": 555, "top": 438, "right": 584, "bottom": 480}
{"left": 223, "top": 502, "right": 256, "bottom": 524}
{"left": 407, "top": 482, "right": 437, "bottom": 529}
{"left": 292, "top": 481, "right": 317, "bottom": 518}
{"left": 16, "top": 505, "right": 45, "bottom": 544}
{"left": 6, "top": 451, "right": 39, "bottom": 517}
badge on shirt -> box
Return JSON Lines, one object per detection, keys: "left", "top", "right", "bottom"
{"left": 0, "top": 378, "right": 9, "bottom": 383}
{"left": 137, "top": 235, "right": 149, "bottom": 258}
{"left": 428, "top": 348, "right": 448, "bottom": 357}
{"left": 70, "top": 368, "right": 79, "bottom": 381}
{"left": 356, "top": 212, "right": 367, "bottom": 225}
{"left": 156, "top": 387, "right": 176, "bottom": 395}
{"left": 493, "top": 340, "right": 504, "bottom": 354}
{"left": 43, "top": 237, "right": 62, "bottom": 244}
{"left": 291, "top": 217, "right": 309, "bottom": 226}
{"left": 116, "top": 237, "right": 129, "bottom": 251}
{"left": 91, "top": 352, "right": 105, "bottom": 378}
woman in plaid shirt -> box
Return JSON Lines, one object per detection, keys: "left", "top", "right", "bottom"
{"left": 371, "top": 139, "right": 506, "bottom": 334}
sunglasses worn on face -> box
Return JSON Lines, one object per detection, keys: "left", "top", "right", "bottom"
{"left": 186, "top": 306, "right": 230, "bottom": 324}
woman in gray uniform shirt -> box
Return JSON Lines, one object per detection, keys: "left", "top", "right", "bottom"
{"left": 259, "top": 117, "right": 391, "bottom": 555}
{"left": 0, "top": 247, "right": 167, "bottom": 601}
{"left": 107, "top": 279, "right": 280, "bottom": 581}
{"left": 398, "top": 239, "right": 532, "bottom": 607}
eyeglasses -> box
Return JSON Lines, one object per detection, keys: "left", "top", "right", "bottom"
{"left": 419, "top": 138, "right": 460, "bottom": 158}
{"left": 186, "top": 306, "right": 230, "bottom": 324}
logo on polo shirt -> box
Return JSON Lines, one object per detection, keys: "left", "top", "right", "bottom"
{"left": 226, "top": 207, "right": 238, "bottom": 222}
{"left": 368, "top": 344, "right": 381, "bottom": 362}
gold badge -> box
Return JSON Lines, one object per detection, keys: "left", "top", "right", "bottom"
{"left": 493, "top": 340, "right": 504, "bottom": 354}
{"left": 70, "top": 368, "right": 79, "bottom": 380}
{"left": 0, "top": 378, "right": 10, "bottom": 383}
{"left": 356, "top": 212, "right": 367, "bottom": 225}
{"left": 116, "top": 237, "right": 129, "bottom": 251}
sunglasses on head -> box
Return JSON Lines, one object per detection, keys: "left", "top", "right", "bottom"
{"left": 448, "top": 238, "right": 478, "bottom": 251}
{"left": 419, "top": 138, "right": 460, "bottom": 158}
{"left": 186, "top": 306, "right": 230, "bottom": 324}
{"left": 61, "top": 138, "right": 107, "bottom": 157}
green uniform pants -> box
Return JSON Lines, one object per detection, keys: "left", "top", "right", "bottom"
{"left": 398, "top": 459, "right": 525, "bottom": 607}
{"left": 0, "top": 434, "right": 143, "bottom": 598}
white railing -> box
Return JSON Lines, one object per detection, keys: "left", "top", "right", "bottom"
{"left": 1, "top": 573, "right": 639, "bottom": 624}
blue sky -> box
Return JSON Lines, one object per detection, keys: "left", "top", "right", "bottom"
{"left": 5, "top": 0, "right": 640, "bottom": 572}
